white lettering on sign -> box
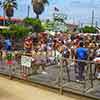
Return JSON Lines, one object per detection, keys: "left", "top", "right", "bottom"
{"left": 21, "top": 56, "right": 32, "bottom": 68}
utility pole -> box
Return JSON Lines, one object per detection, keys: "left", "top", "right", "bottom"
{"left": 0, "top": 0, "right": 5, "bottom": 25}
{"left": 91, "top": 9, "right": 94, "bottom": 27}
{"left": 27, "top": 5, "right": 30, "bottom": 18}
{"left": 95, "top": 21, "right": 98, "bottom": 28}
{"left": 3, "top": 8, "right": 6, "bottom": 26}
{"left": 0, "top": 1, "right": 1, "bottom": 16}
{"left": 2, "top": 0, "right": 6, "bottom": 26}
{"left": 95, "top": 21, "right": 98, "bottom": 34}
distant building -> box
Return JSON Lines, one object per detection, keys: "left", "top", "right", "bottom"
{"left": 0, "top": 16, "right": 22, "bottom": 25}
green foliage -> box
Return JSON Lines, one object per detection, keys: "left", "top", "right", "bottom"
{"left": 24, "top": 18, "right": 44, "bottom": 32}
{"left": 2, "top": 24, "right": 31, "bottom": 39}
{"left": 1, "top": 29, "right": 10, "bottom": 37}
{"left": 82, "top": 26, "right": 97, "bottom": 33}
{"left": 23, "top": 18, "right": 35, "bottom": 25}
{"left": 42, "top": 21, "right": 54, "bottom": 31}
{"left": 10, "top": 24, "right": 31, "bottom": 38}
{"left": 42, "top": 13, "right": 68, "bottom": 33}
{"left": 42, "top": 20, "right": 68, "bottom": 32}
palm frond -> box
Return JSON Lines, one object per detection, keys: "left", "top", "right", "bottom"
{"left": 33, "top": 3, "right": 44, "bottom": 15}
{"left": 42, "top": 0, "right": 49, "bottom": 4}
{"left": 0, "top": 1, "right": 1, "bottom": 6}
{"left": 2, "top": 0, "right": 17, "bottom": 9}
{"left": 32, "top": 0, "right": 49, "bottom": 4}
{"left": 32, "top": 0, "right": 49, "bottom": 18}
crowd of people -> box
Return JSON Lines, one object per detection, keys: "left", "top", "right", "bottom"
{"left": 0, "top": 32, "right": 100, "bottom": 80}
{"left": 23, "top": 32, "right": 100, "bottom": 80}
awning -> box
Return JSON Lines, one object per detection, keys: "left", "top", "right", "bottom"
{"left": 0, "top": 26, "right": 9, "bottom": 29}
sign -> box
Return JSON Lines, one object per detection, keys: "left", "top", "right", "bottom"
{"left": 21, "top": 56, "right": 32, "bottom": 68}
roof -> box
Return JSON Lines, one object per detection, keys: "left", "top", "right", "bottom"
{"left": 0, "top": 16, "right": 22, "bottom": 22}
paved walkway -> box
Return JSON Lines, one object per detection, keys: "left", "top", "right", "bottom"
{"left": 0, "top": 77, "right": 93, "bottom": 100}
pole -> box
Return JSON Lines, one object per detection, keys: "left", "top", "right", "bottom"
{"left": 95, "top": 21, "right": 98, "bottom": 28}
{"left": 2, "top": 0, "right": 6, "bottom": 26}
{"left": 3, "top": 8, "right": 5, "bottom": 26}
{"left": 95, "top": 21, "right": 98, "bottom": 34}
{"left": 0, "top": 0, "right": 5, "bottom": 26}
{"left": 27, "top": 5, "right": 30, "bottom": 18}
{"left": 59, "top": 61, "right": 63, "bottom": 95}
{"left": 91, "top": 9, "right": 94, "bottom": 27}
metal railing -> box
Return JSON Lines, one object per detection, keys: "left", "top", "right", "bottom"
{"left": 0, "top": 51, "right": 99, "bottom": 95}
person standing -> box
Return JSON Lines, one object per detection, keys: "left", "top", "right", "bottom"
{"left": 24, "top": 36, "right": 33, "bottom": 53}
{"left": 5, "top": 37, "right": 12, "bottom": 51}
{"left": 94, "top": 44, "right": 100, "bottom": 79}
{"left": 75, "top": 41, "right": 88, "bottom": 81}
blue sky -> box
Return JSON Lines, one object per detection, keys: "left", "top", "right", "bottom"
{"left": 0, "top": 0, "right": 100, "bottom": 25}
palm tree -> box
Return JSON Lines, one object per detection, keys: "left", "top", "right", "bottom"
{"left": 0, "top": 1, "right": 1, "bottom": 6}
{"left": 32, "top": 0, "right": 49, "bottom": 19}
{"left": 2, "top": 0, "right": 17, "bottom": 21}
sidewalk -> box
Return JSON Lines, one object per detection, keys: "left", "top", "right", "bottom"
{"left": 0, "top": 77, "right": 92, "bottom": 100}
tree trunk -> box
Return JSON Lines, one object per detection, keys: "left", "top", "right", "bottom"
{"left": 36, "top": 14, "right": 39, "bottom": 19}
{"left": 8, "top": 17, "right": 11, "bottom": 25}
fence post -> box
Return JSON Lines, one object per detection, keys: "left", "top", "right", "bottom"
{"left": 9, "top": 64, "right": 13, "bottom": 80}
{"left": 66, "top": 60, "right": 70, "bottom": 82}
{"left": 90, "top": 63, "right": 93, "bottom": 88}
{"left": 83, "top": 63, "right": 87, "bottom": 93}
{"left": 59, "top": 63, "right": 63, "bottom": 95}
